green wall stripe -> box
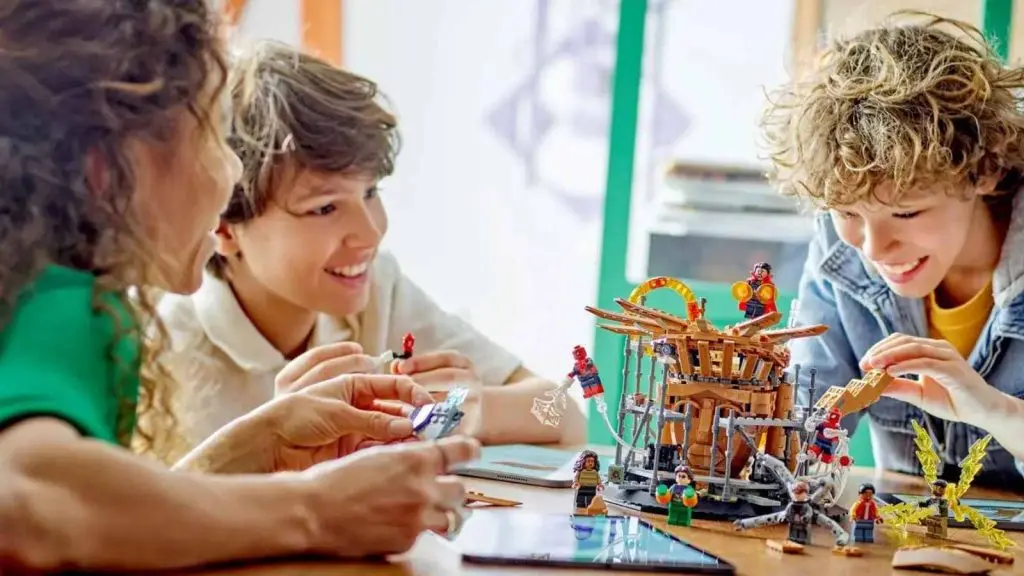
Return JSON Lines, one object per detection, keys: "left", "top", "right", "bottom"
{"left": 590, "top": 0, "right": 648, "bottom": 445}
{"left": 983, "top": 0, "right": 1014, "bottom": 62}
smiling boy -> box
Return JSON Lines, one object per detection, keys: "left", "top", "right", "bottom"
{"left": 158, "top": 41, "right": 584, "bottom": 450}
{"left": 764, "top": 14, "right": 1024, "bottom": 485}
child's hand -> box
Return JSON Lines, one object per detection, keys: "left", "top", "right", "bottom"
{"left": 275, "top": 342, "right": 379, "bottom": 396}
{"left": 860, "top": 333, "right": 1004, "bottom": 428}
{"left": 394, "top": 350, "right": 482, "bottom": 388}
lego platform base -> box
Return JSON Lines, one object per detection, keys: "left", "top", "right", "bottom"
{"left": 602, "top": 485, "right": 848, "bottom": 523}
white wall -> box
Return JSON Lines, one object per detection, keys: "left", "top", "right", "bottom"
{"left": 229, "top": 0, "right": 806, "bottom": 383}
{"left": 343, "top": 0, "right": 605, "bottom": 382}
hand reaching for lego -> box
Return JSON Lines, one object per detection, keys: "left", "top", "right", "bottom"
{"left": 394, "top": 350, "right": 481, "bottom": 387}
{"left": 860, "top": 333, "right": 1004, "bottom": 428}
{"left": 275, "top": 342, "right": 379, "bottom": 395}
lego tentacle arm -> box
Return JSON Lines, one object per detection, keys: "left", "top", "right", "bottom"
{"left": 733, "top": 510, "right": 788, "bottom": 531}
{"left": 812, "top": 511, "right": 850, "bottom": 547}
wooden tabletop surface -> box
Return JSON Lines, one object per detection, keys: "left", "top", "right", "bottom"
{"left": 176, "top": 465, "right": 1023, "bottom": 576}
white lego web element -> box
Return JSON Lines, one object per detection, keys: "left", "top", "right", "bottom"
{"left": 531, "top": 376, "right": 573, "bottom": 427}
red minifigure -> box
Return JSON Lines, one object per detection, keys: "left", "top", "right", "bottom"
{"left": 395, "top": 332, "right": 415, "bottom": 360}
{"left": 569, "top": 345, "right": 604, "bottom": 399}
{"left": 733, "top": 262, "right": 778, "bottom": 319}
{"left": 807, "top": 408, "right": 843, "bottom": 464}
{"left": 849, "top": 482, "right": 882, "bottom": 543}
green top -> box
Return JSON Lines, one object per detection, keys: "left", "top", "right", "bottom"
{"left": 0, "top": 265, "right": 141, "bottom": 445}
{"left": 576, "top": 469, "right": 602, "bottom": 487}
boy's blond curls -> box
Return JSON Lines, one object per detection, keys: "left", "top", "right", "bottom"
{"left": 762, "top": 11, "right": 1024, "bottom": 208}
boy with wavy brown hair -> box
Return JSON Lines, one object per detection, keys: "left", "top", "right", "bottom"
{"left": 765, "top": 13, "right": 1024, "bottom": 485}
{"left": 159, "top": 41, "right": 584, "bottom": 450}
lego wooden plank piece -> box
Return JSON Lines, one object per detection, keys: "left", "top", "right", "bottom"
{"left": 759, "top": 324, "right": 829, "bottom": 344}
{"left": 765, "top": 539, "right": 804, "bottom": 554}
{"left": 892, "top": 545, "right": 1007, "bottom": 575}
{"left": 465, "top": 491, "right": 522, "bottom": 507}
{"left": 614, "top": 298, "right": 692, "bottom": 329}
{"left": 729, "top": 311, "right": 783, "bottom": 336}
{"left": 832, "top": 546, "right": 864, "bottom": 557}
{"left": 945, "top": 544, "right": 1015, "bottom": 566}
{"left": 584, "top": 305, "right": 662, "bottom": 329}
{"left": 813, "top": 370, "right": 893, "bottom": 414}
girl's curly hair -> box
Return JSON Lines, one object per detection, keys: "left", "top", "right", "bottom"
{"left": 762, "top": 11, "right": 1024, "bottom": 207}
{"left": 0, "top": 1, "right": 227, "bottom": 459}
{"left": 573, "top": 450, "right": 601, "bottom": 472}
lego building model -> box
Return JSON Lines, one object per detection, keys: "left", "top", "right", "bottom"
{"left": 543, "top": 275, "right": 894, "bottom": 524}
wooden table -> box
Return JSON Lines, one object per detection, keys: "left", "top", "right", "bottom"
{"left": 185, "top": 467, "right": 1024, "bottom": 576}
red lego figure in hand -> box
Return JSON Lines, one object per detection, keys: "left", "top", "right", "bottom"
{"left": 394, "top": 332, "right": 415, "bottom": 360}
{"left": 807, "top": 408, "right": 845, "bottom": 464}
{"left": 569, "top": 345, "right": 604, "bottom": 399}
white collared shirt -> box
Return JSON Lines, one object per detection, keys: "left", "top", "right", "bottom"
{"left": 158, "top": 251, "right": 521, "bottom": 447}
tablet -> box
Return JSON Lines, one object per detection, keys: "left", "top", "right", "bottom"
{"left": 452, "top": 509, "right": 735, "bottom": 574}
{"left": 452, "top": 444, "right": 577, "bottom": 487}
{"left": 877, "top": 492, "right": 1024, "bottom": 531}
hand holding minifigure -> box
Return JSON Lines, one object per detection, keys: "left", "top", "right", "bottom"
{"left": 275, "top": 342, "right": 379, "bottom": 395}
{"left": 393, "top": 350, "right": 482, "bottom": 388}
{"left": 861, "top": 333, "right": 1008, "bottom": 428}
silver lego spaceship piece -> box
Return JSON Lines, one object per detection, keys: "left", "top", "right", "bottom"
{"left": 409, "top": 386, "right": 469, "bottom": 440}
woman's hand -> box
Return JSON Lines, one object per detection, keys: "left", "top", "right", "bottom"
{"left": 303, "top": 435, "right": 480, "bottom": 557}
{"left": 275, "top": 342, "right": 379, "bottom": 395}
{"left": 176, "top": 374, "right": 434, "bottom": 474}
{"left": 860, "top": 333, "right": 1005, "bottom": 428}
{"left": 266, "top": 374, "right": 435, "bottom": 470}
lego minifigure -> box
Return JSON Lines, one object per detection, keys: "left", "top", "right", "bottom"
{"left": 395, "top": 332, "right": 415, "bottom": 360}
{"left": 732, "top": 262, "right": 778, "bottom": 319}
{"left": 849, "top": 483, "right": 882, "bottom": 543}
{"left": 655, "top": 465, "right": 699, "bottom": 526}
{"left": 783, "top": 481, "right": 814, "bottom": 545}
{"left": 806, "top": 408, "right": 844, "bottom": 464}
{"left": 734, "top": 480, "right": 850, "bottom": 547}
{"left": 568, "top": 345, "right": 604, "bottom": 399}
{"left": 920, "top": 479, "right": 950, "bottom": 539}
{"left": 572, "top": 450, "right": 604, "bottom": 514}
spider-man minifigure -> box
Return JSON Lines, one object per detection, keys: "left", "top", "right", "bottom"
{"left": 568, "top": 345, "right": 604, "bottom": 399}
{"left": 807, "top": 408, "right": 844, "bottom": 464}
{"left": 396, "top": 332, "right": 415, "bottom": 360}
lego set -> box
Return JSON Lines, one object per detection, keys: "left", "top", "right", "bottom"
{"left": 536, "top": 273, "right": 891, "bottom": 527}
{"left": 529, "top": 266, "right": 1017, "bottom": 561}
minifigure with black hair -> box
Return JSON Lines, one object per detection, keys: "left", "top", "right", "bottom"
{"left": 849, "top": 483, "right": 882, "bottom": 543}
{"left": 732, "top": 262, "right": 778, "bottom": 319}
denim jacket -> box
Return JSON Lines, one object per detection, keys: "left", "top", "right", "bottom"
{"left": 790, "top": 194, "right": 1024, "bottom": 488}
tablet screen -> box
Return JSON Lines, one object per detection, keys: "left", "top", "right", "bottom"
{"left": 453, "top": 510, "right": 734, "bottom": 574}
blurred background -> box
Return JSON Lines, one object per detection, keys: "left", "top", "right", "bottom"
{"left": 217, "top": 0, "right": 1021, "bottom": 465}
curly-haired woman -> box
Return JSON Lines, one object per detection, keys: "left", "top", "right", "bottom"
{"left": 0, "top": 1, "right": 477, "bottom": 571}
{"left": 765, "top": 12, "right": 1024, "bottom": 485}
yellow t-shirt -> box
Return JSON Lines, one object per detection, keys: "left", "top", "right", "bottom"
{"left": 927, "top": 279, "right": 994, "bottom": 358}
